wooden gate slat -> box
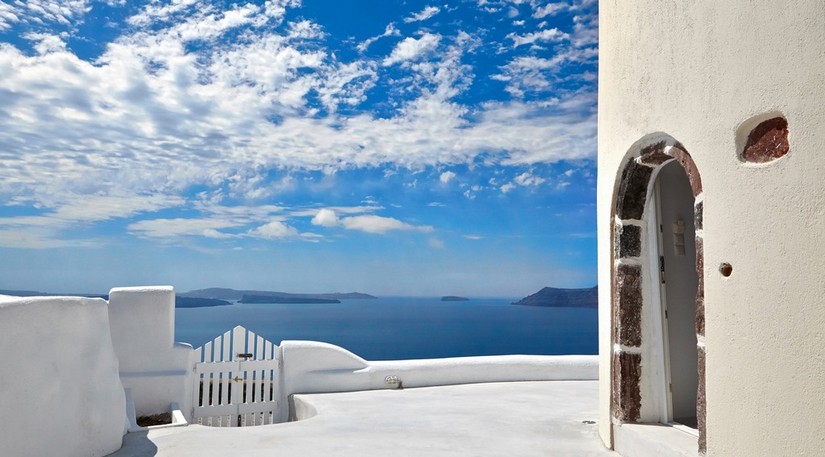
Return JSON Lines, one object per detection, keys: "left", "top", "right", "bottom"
{"left": 221, "top": 329, "right": 232, "bottom": 362}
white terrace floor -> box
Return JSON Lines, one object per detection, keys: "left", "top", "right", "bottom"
{"left": 110, "top": 380, "right": 617, "bottom": 457}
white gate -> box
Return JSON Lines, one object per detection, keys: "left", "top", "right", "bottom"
{"left": 193, "top": 326, "right": 281, "bottom": 427}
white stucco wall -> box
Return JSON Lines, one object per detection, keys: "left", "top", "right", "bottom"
{"left": 598, "top": 1, "right": 825, "bottom": 455}
{"left": 281, "top": 340, "right": 597, "bottom": 399}
{"left": 108, "top": 286, "right": 194, "bottom": 419}
{"left": 0, "top": 295, "right": 126, "bottom": 457}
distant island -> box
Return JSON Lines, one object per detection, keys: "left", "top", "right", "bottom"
{"left": 175, "top": 297, "right": 232, "bottom": 308}
{"left": 238, "top": 294, "right": 340, "bottom": 304}
{"left": 180, "top": 288, "right": 376, "bottom": 301}
{"left": 441, "top": 296, "right": 469, "bottom": 301}
{"left": 512, "top": 286, "right": 598, "bottom": 308}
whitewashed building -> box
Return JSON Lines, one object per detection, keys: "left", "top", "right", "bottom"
{"left": 597, "top": 1, "right": 825, "bottom": 455}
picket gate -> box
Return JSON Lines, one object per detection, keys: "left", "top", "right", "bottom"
{"left": 193, "top": 326, "right": 281, "bottom": 427}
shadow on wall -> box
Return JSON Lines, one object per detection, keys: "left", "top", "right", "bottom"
{"left": 108, "top": 431, "right": 159, "bottom": 457}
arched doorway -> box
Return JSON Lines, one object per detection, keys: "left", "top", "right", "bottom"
{"left": 610, "top": 139, "right": 706, "bottom": 453}
{"left": 651, "top": 160, "right": 698, "bottom": 428}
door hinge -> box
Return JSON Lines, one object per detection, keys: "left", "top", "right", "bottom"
{"left": 659, "top": 256, "right": 666, "bottom": 283}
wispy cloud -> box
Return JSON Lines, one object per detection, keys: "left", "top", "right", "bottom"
{"left": 507, "top": 28, "right": 569, "bottom": 47}
{"left": 128, "top": 217, "right": 242, "bottom": 239}
{"left": 532, "top": 2, "right": 567, "bottom": 18}
{"left": 0, "top": 0, "right": 92, "bottom": 30}
{"left": 0, "top": 0, "right": 598, "bottom": 251}
{"left": 357, "top": 23, "right": 400, "bottom": 52}
{"left": 404, "top": 6, "right": 441, "bottom": 23}
{"left": 340, "top": 215, "right": 433, "bottom": 234}
{"left": 514, "top": 171, "right": 545, "bottom": 186}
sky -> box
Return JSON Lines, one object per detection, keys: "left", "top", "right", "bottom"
{"left": 0, "top": 0, "right": 597, "bottom": 297}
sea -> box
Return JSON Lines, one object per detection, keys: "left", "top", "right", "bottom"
{"left": 175, "top": 297, "right": 598, "bottom": 361}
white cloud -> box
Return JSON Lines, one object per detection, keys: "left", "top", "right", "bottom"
{"left": 383, "top": 33, "right": 441, "bottom": 66}
{"left": 507, "top": 28, "right": 569, "bottom": 47}
{"left": 290, "top": 205, "right": 382, "bottom": 218}
{"left": 0, "top": 0, "right": 597, "bottom": 249}
{"left": 533, "top": 2, "right": 567, "bottom": 18}
{"left": 311, "top": 208, "right": 339, "bottom": 227}
{"left": 250, "top": 220, "right": 299, "bottom": 239}
{"left": 404, "top": 6, "right": 441, "bottom": 23}
{"left": 439, "top": 171, "right": 457, "bottom": 184}
{"left": 427, "top": 201, "right": 446, "bottom": 207}
{"left": 53, "top": 194, "right": 185, "bottom": 222}
{"left": 499, "top": 171, "right": 545, "bottom": 194}
{"left": 340, "top": 215, "right": 433, "bottom": 234}
{"left": 428, "top": 237, "right": 445, "bottom": 249}
{"left": 0, "top": 3, "right": 21, "bottom": 31}
{"left": 0, "top": 0, "right": 92, "bottom": 31}
{"left": 463, "top": 234, "right": 483, "bottom": 240}
{"left": 0, "top": 227, "right": 96, "bottom": 249}
{"left": 128, "top": 217, "right": 241, "bottom": 239}
{"left": 493, "top": 49, "right": 597, "bottom": 97}
{"left": 127, "top": 0, "right": 200, "bottom": 26}
{"left": 514, "top": 171, "right": 545, "bottom": 186}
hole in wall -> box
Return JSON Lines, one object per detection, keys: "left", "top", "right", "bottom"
{"left": 719, "top": 262, "right": 733, "bottom": 277}
{"left": 736, "top": 113, "right": 789, "bottom": 164}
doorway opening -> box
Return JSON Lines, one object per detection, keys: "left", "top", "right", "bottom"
{"left": 652, "top": 160, "right": 698, "bottom": 429}
{"left": 610, "top": 139, "right": 706, "bottom": 453}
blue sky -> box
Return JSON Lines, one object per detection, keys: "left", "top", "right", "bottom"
{"left": 0, "top": 0, "right": 597, "bottom": 296}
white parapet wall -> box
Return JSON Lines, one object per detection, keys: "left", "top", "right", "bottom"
{"left": 280, "top": 340, "right": 598, "bottom": 415}
{"left": 0, "top": 295, "right": 127, "bottom": 457}
{"left": 108, "top": 286, "right": 195, "bottom": 420}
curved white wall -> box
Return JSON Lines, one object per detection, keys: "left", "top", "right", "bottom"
{"left": 0, "top": 295, "right": 126, "bottom": 457}
{"left": 280, "top": 340, "right": 597, "bottom": 401}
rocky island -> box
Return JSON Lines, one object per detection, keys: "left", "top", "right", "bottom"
{"left": 512, "top": 286, "right": 598, "bottom": 308}
{"left": 181, "top": 288, "right": 376, "bottom": 301}
{"left": 441, "top": 296, "right": 470, "bottom": 301}
{"left": 175, "top": 297, "right": 232, "bottom": 308}
{"left": 238, "top": 295, "right": 340, "bottom": 304}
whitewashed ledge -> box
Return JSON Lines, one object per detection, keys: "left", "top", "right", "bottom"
{"left": 280, "top": 340, "right": 598, "bottom": 398}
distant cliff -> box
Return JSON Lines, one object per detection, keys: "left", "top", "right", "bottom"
{"left": 512, "top": 286, "right": 598, "bottom": 308}
{"left": 441, "top": 296, "right": 469, "bottom": 301}
{"left": 238, "top": 295, "right": 340, "bottom": 304}
{"left": 181, "top": 288, "right": 376, "bottom": 301}
{"left": 175, "top": 297, "right": 232, "bottom": 308}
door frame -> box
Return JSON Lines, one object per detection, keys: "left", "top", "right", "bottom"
{"left": 609, "top": 138, "right": 706, "bottom": 453}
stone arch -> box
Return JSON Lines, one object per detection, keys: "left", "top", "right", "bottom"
{"left": 610, "top": 137, "right": 706, "bottom": 454}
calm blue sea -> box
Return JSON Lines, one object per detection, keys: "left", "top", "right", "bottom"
{"left": 174, "top": 297, "right": 597, "bottom": 360}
